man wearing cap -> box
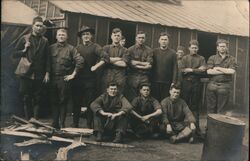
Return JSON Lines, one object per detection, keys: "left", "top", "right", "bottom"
{"left": 13, "top": 16, "right": 50, "bottom": 120}
{"left": 126, "top": 31, "right": 153, "bottom": 101}
{"left": 206, "top": 39, "right": 237, "bottom": 114}
{"left": 179, "top": 40, "right": 206, "bottom": 136}
{"left": 49, "top": 28, "right": 84, "bottom": 129}
{"left": 151, "top": 32, "right": 178, "bottom": 102}
{"left": 72, "top": 26, "right": 110, "bottom": 128}
{"left": 161, "top": 85, "right": 196, "bottom": 144}
{"left": 101, "top": 28, "right": 129, "bottom": 93}
{"left": 90, "top": 82, "right": 132, "bottom": 143}
{"left": 130, "top": 83, "right": 162, "bottom": 138}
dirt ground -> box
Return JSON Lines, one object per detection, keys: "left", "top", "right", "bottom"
{"left": 0, "top": 114, "right": 248, "bottom": 161}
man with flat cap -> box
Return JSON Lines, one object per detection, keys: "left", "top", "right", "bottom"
{"left": 101, "top": 28, "right": 129, "bottom": 93}
{"left": 71, "top": 26, "right": 109, "bottom": 128}
{"left": 49, "top": 28, "right": 84, "bottom": 129}
{"left": 13, "top": 16, "right": 50, "bottom": 120}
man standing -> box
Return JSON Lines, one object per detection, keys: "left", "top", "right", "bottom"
{"left": 126, "top": 31, "right": 153, "bottom": 101}
{"left": 120, "top": 36, "right": 126, "bottom": 48}
{"left": 180, "top": 40, "right": 206, "bottom": 135}
{"left": 49, "top": 29, "right": 84, "bottom": 129}
{"left": 176, "top": 45, "right": 185, "bottom": 83}
{"left": 151, "top": 32, "right": 178, "bottom": 101}
{"left": 90, "top": 82, "right": 132, "bottom": 143}
{"left": 130, "top": 83, "right": 162, "bottom": 138}
{"left": 72, "top": 26, "right": 109, "bottom": 128}
{"left": 206, "top": 39, "right": 237, "bottom": 114}
{"left": 102, "top": 28, "right": 129, "bottom": 93}
{"left": 161, "top": 85, "right": 196, "bottom": 144}
{"left": 13, "top": 16, "right": 50, "bottom": 120}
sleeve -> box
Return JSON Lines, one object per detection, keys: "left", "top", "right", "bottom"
{"left": 121, "top": 48, "right": 130, "bottom": 64}
{"left": 90, "top": 95, "right": 104, "bottom": 114}
{"left": 152, "top": 98, "right": 161, "bottom": 110}
{"left": 192, "top": 56, "right": 207, "bottom": 73}
{"left": 44, "top": 40, "right": 51, "bottom": 73}
{"left": 96, "top": 44, "right": 110, "bottom": 63}
{"left": 13, "top": 36, "right": 26, "bottom": 58}
{"left": 228, "top": 56, "right": 237, "bottom": 70}
{"left": 120, "top": 96, "right": 133, "bottom": 113}
{"left": 161, "top": 99, "right": 170, "bottom": 125}
{"left": 172, "top": 54, "right": 178, "bottom": 84}
{"left": 147, "top": 49, "right": 153, "bottom": 65}
{"left": 207, "top": 55, "right": 215, "bottom": 69}
{"left": 72, "top": 47, "right": 84, "bottom": 73}
{"left": 131, "top": 97, "right": 138, "bottom": 110}
{"left": 182, "top": 101, "right": 196, "bottom": 123}
{"left": 179, "top": 56, "right": 186, "bottom": 70}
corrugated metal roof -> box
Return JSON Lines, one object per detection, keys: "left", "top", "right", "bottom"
{"left": 2, "top": 0, "right": 38, "bottom": 26}
{"left": 50, "top": 0, "right": 249, "bottom": 37}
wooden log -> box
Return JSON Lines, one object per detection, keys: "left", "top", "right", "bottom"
{"left": 55, "top": 141, "right": 86, "bottom": 160}
{"left": 12, "top": 115, "right": 30, "bottom": 124}
{"left": 61, "top": 128, "right": 93, "bottom": 136}
{"left": 82, "top": 140, "right": 134, "bottom": 148}
{"left": 1, "top": 129, "right": 46, "bottom": 139}
{"left": 15, "top": 139, "right": 52, "bottom": 147}
{"left": 20, "top": 151, "right": 30, "bottom": 161}
{"left": 29, "top": 118, "right": 55, "bottom": 130}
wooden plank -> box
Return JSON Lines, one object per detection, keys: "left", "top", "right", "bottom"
{"left": 167, "top": 27, "right": 178, "bottom": 51}
{"left": 12, "top": 115, "right": 30, "bottom": 124}
{"left": 15, "top": 139, "right": 52, "bottom": 147}
{"left": 61, "top": 128, "right": 93, "bottom": 135}
{"left": 83, "top": 140, "right": 134, "bottom": 148}
{"left": 1, "top": 129, "right": 46, "bottom": 139}
{"left": 29, "top": 118, "right": 55, "bottom": 130}
{"left": 55, "top": 141, "right": 86, "bottom": 160}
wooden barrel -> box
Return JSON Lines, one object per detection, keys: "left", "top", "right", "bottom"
{"left": 201, "top": 114, "right": 245, "bottom": 161}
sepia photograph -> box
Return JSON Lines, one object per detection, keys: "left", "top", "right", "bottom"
{"left": 1, "top": 0, "right": 249, "bottom": 160}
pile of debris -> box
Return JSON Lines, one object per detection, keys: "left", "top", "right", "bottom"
{"left": 1, "top": 115, "right": 134, "bottom": 160}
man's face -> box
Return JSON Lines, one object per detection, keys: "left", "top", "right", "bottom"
{"left": 111, "top": 32, "right": 122, "bottom": 44}
{"left": 169, "top": 88, "right": 181, "bottom": 100}
{"left": 81, "top": 32, "right": 92, "bottom": 43}
{"left": 140, "top": 86, "right": 150, "bottom": 98}
{"left": 136, "top": 34, "right": 146, "bottom": 45}
{"left": 189, "top": 44, "right": 199, "bottom": 55}
{"left": 159, "top": 35, "right": 169, "bottom": 48}
{"left": 32, "top": 22, "right": 44, "bottom": 35}
{"left": 217, "top": 43, "right": 228, "bottom": 54}
{"left": 176, "top": 50, "right": 184, "bottom": 59}
{"left": 56, "top": 30, "right": 67, "bottom": 43}
{"left": 107, "top": 85, "right": 118, "bottom": 97}
{"left": 120, "top": 39, "right": 126, "bottom": 47}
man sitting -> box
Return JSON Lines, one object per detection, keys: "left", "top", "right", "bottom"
{"left": 90, "top": 82, "right": 132, "bottom": 143}
{"left": 161, "top": 85, "right": 196, "bottom": 144}
{"left": 130, "top": 83, "right": 162, "bottom": 138}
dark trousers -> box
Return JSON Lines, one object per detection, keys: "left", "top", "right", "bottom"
{"left": 94, "top": 113, "right": 128, "bottom": 134}
{"left": 72, "top": 79, "right": 96, "bottom": 128}
{"left": 19, "top": 77, "right": 43, "bottom": 120}
{"left": 151, "top": 82, "right": 171, "bottom": 102}
{"left": 206, "top": 82, "right": 231, "bottom": 114}
{"left": 130, "top": 115, "right": 161, "bottom": 137}
{"left": 181, "top": 79, "right": 202, "bottom": 131}
{"left": 125, "top": 74, "right": 149, "bottom": 101}
{"left": 50, "top": 77, "right": 71, "bottom": 128}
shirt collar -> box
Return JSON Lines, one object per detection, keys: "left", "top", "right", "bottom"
{"left": 83, "top": 41, "right": 93, "bottom": 46}
{"left": 57, "top": 42, "right": 67, "bottom": 47}
{"left": 135, "top": 44, "right": 145, "bottom": 49}
{"left": 111, "top": 43, "right": 120, "bottom": 48}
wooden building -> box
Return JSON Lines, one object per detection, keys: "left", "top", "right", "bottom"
{"left": 19, "top": 0, "right": 249, "bottom": 113}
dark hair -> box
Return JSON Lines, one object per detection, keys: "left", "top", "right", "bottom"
{"left": 138, "top": 83, "right": 151, "bottom": 90}
{"left": 189, "top": 40, "right": 199, "bottom": 47}
{"left": 159, "top": 32, "right": 170, "bottom": 38}
{"left": 32, "top": 16, "right": 43, "bottom": 25}
{"left": 170, "top": 84, "right": 181, "bottom": 91}
{"left": 137, "top": 31, "right": 146, "bottom": 36}
{"left": 177, "top": 45, "right": 185, "bottom": 51}
{"left": 112, "top": 28, "right": 122, "bottom": 34}
{"left": 216, "top": 39, "right": 229, "bottom": 46}
{"left": 107, "top": 82, "right": 118, "bottom": 88}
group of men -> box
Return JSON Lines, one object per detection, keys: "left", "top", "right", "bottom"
{"left": 14, "top": 16, "right": 236, "bottom": 144}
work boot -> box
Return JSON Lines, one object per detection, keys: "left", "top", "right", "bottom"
{"left": 96, "top": 132, "right": 103, "bottom": 142}
{"left": 113, "top": 132, "right": 122, "bottom": 143}
{"left": 169, "top": 135, "right": 177, "bottom": 144}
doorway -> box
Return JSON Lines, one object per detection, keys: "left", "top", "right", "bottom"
{"left": 197, "top": 32, "right": 217, "bottom": 61}
{"left": 109, "top": 21, "right": 136, "bottom": 48}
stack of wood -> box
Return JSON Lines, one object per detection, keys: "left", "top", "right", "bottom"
{"left": 1, "top": 115, "right": 134, "bottom": 160}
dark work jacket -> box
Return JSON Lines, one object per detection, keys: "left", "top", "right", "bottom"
{"left": 90, "top": 93, "right": 132, "bottom": 114}
{"left": 13, "top": 33, "right": 50, "bottom": 80}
